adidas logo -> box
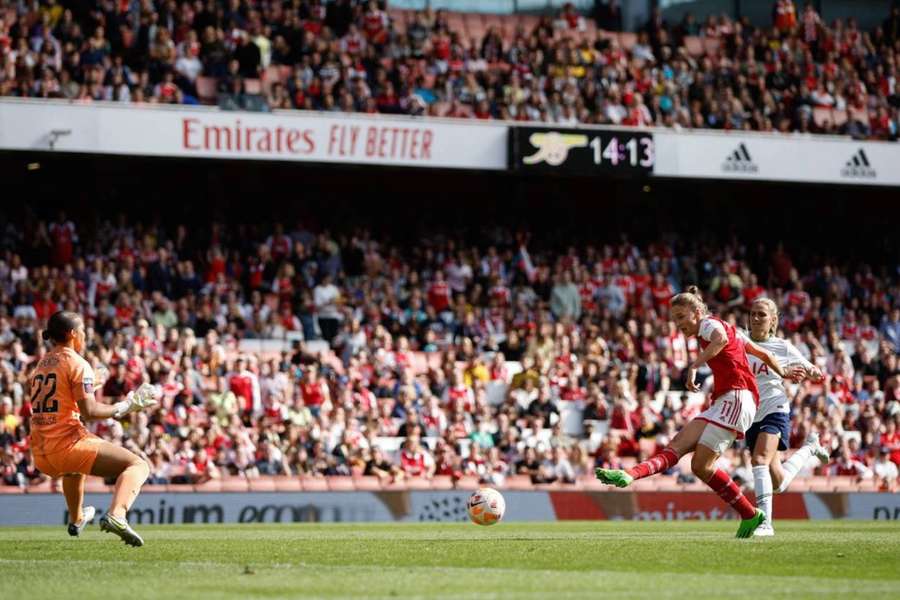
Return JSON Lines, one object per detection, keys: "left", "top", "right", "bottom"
{"left": 722, "top": 143, "right": 759, "bottom": 173}
{"left": 841, "top": 149, "right": 876, "bottom": 179}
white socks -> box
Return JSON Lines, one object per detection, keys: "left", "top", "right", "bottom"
{"left": 753, "top": 465, "right": 773, "bottom": 524}
{"left": 776, "top": 446, "right": 813, "bottom": 494}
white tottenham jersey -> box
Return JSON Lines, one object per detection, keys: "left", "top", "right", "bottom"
{"left": 739, "top": 332, "right": 813, "bottom": 420}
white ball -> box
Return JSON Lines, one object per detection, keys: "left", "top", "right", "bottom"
{"left": 466, "top": 488, "right": 506, "bottom": 526}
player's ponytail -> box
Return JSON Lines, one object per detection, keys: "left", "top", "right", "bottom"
{"left": 44, "top": 311, "right": 82, "bottom": 344}
{"left": 671, "top": 285, "right": 708, "bottom": 315}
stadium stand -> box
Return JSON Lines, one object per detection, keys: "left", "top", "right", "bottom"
{"left": 0, "top": 205, "right": 898, "bottom": 495}
{"left": 1, "top": 1, "right": 898, "bottom": 139}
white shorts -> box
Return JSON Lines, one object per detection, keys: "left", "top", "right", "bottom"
{"left": 696, "top": 390, "right": 757, "bottom": 455}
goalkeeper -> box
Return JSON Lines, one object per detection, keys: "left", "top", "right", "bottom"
{"left": 29, "top": 311, "right": 160, "bottom": 547}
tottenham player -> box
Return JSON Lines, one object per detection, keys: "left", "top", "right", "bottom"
{"left": 745, "top": 297, "right": 830, "bottom": 537}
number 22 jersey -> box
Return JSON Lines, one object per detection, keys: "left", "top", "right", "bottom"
{"left": 29, "top": 346, "right": 94, "bottom": 455}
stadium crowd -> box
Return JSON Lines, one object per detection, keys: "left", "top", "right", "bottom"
{"left": 1, "top": 1, "right": 900, "bottom": 139}
{"left": 0, "top": 212, "right": 899, "bottom": 492}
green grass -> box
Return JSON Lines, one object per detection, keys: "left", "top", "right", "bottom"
{"left": 1, "top": 521, "right": 899, "bottom": 599}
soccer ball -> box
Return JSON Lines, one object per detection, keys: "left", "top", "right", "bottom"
{"left": 466, "top": 488, "right": 506, "bottom": 526}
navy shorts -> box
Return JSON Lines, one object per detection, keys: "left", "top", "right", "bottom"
{"left": 745, "top": 411, "right": 790, "bottom": 452}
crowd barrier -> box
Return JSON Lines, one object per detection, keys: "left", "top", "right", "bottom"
{"left": 2, "top": 476, "right": 897, "bottom": 525}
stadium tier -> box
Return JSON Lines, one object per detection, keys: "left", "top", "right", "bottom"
{"left": 1, "top": 0, "right": 899, "bottom": 138}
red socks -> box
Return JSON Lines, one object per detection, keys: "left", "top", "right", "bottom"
{"left": 706, "top": 468, "right": 757, "bottom": 519}
{"left": 628, "top": 447, "right": 679, "bottom": 480}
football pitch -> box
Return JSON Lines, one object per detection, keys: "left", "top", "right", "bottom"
{"left": 1, "top": 521, "right": 898, "bottom": 599}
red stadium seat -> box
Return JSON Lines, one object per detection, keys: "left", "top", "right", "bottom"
{"left": 534, "top": 481, "right": 565, "bottom": 491}
{"left": 351, "top": 476, "right": 382, "bottom": 491}
{"left": 702, "top": 37, "right": 721, "bottom": 55}
{"left": 165, "top": 483, "right": 195, "bottom": 493}
{"left": 683, "top": 36, "right": 703, "bottom": 57}
{"left": 249, "top": 477, "right": 277, "bottom": 492}
{"left": 222, "top": 477, "right": 250, "bottom": 492}
{"left": 388, "top": 9, "right": 409, "bottom": 34}
{"left": 404, "top": 477, "right": 433, "bottom": 490}
{"left": 195, "top": 76, "right": 218, "bottom": 104}
{"left": 619, "top": 32, "right": 638, "bottom": 50}
{"left": 503, "top": 475, "right": 534, "bottom": 490}
{"left": 193, "top": 479, "right": 223, "bottom": 492}
{"left": 519, "top": 15, "right": 540, "bottom": 35}
{"left": 431, "top": 475, "right": 454, "bottom": 490}
{"left": 807, "top": 477, "right": 832, "bottom": 492}
{"left": 84, "top": 480, "right": 111, "bottom": 494}
{"left": 856, "top": 479, "right": 879, "bottom": 492}
{"left": 299, "top": 476, "right": 329, "bottom": 491}
{"left": 273, "top": 476, "right": 303, "bottom": 492}
{"left": 454, "top": 475, "right": 480, "bottom": 490}
{"left": 446, "top": 13, "right": 466, "bottom": 36}
{"left": 327, "top": 476, "right": 359, "bottom": 491}
{"left": 243, "top": 78, "right": 262, "bottom": 95}
{"left": 262, "top": 65, "right": 285, "bottom": 94}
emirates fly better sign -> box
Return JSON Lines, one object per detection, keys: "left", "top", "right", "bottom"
{"left": 0, "top": 99, "right": 508, "bottom": 170}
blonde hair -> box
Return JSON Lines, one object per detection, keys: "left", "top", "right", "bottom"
{"left": 670, "top": 285, "right": 708, "bottom": 315}
{"left": 751, "top": 297, "right": 779, "bottom": 338}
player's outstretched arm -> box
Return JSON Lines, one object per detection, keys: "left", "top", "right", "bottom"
{"left": 77, "top": 383, "right": 159, "bottom": 421}
{"left": 744, "top": 340, "right": 791, "bottom": 379}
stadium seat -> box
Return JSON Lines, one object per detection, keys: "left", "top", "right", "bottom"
{"left": 326, "top": 477, "right": 356, "bottom": 491}
{"left": 351, "top": 476, "right": 382, "bottom": 491}
{"left": 298, "top": 476, "right": 328, "bottom": 491}
{"left": 431, "top": 475, "right": 454, "bottom": 490}
{"left": 25, "top": 480, "right": 53, "bottom": 493}
{"left": 195, "top": 76, "right": 218, "bottom": 104}
{"left": 534, "top": 481, "right": 565, "bottom": 491}
{"left": 84, "top": 480, "right": 111, "bottom": 493}
{"left": 519, "top": 14, "right": 540, "bottom": 34}
{"left": 194, "top": 479, "right": 223, "bottom": 492}
{"left": 402, "top": 477, "right": 431, "bottom": 490}
{"left": 249, "top": 477, "right": 277, "bottom": 492}
{"left": 813, "top": 107, "right": 835, "bottom": 128}
{"left": 0, "top": 486, "right": 23, "bottom": 494}
{"left": 454, "top": 475, "right": 480, "bottom": 490}
{"left": 222, "top": 477, "right": 250, "bottom": 492}
{"left": 503, "top": 475, "right": 534, "bottom": 490}
{"left": 273, "top": 476, "right": 303, "bottom": 492}
{"left": 856, "top": 479, "right": 879, "bottom": 492}
{"left": 808, "top": 478, "right": 832, "bottom": 492}
{"left": 262, "top": 65, "right": 285, "bottom": 94}
{"left": 618, "top": 32, "right": 637, "bottom": 50}
{"left": 243, "top": 79, "right": 262, "bottom": 95}
{"left": 388, "top": 9, "right": 409, "bottom": 34}
{"left": 702, "top": 37, "right": 721, "bottom": 55}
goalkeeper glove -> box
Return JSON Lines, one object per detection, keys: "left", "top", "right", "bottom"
{"left": 112, "top": 383, "right": 160, "bottom": 419}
